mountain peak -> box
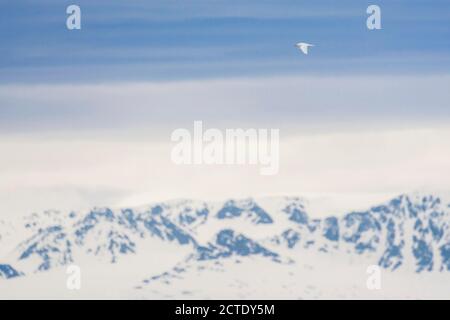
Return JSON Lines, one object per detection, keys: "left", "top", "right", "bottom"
{"left": 1, "top": 192, "right": 450, "bottom": 279}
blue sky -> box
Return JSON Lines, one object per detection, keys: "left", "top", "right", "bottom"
{"left": 0, "top": 1, "right": 449, "bottom": 132}
{"left": 0, "top": 1, "right": 450, "bottom": 216}
{"left": 1, "top": 0, "right": 449, "bottom": 83}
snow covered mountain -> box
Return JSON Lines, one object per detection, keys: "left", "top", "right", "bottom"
{"left": 271, "top": 194, "right": 450, "bottom": 272}
{"left": 1, "top": 193, "right": 450, "bottom": 298}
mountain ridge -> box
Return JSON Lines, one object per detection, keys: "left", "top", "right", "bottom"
{"left": 1, "top": 192, "right": 450, "bottom": 281}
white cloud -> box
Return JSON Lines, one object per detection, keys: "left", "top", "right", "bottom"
{"left": 0, "top": 127, "right": 449, "bottom": 219}
{"left": 1, "top": 75, "right": 450, "bottom": 132}
{"left": 0, "top": 75, "right": 449, "bottom": 218}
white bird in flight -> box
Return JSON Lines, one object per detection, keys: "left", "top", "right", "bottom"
{"left": 295, "top": 42, "right": 314, "bottom": 55}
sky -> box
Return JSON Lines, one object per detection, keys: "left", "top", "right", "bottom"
{"left": 1, "top": 0, "right": 449, "bottom": 83}
{"left": 0, "top": 1, "right": 449, "bottom": 218}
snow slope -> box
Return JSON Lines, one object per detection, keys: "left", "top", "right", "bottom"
{"left": 1, "top": 193, "right": 450, "bottom": 299}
